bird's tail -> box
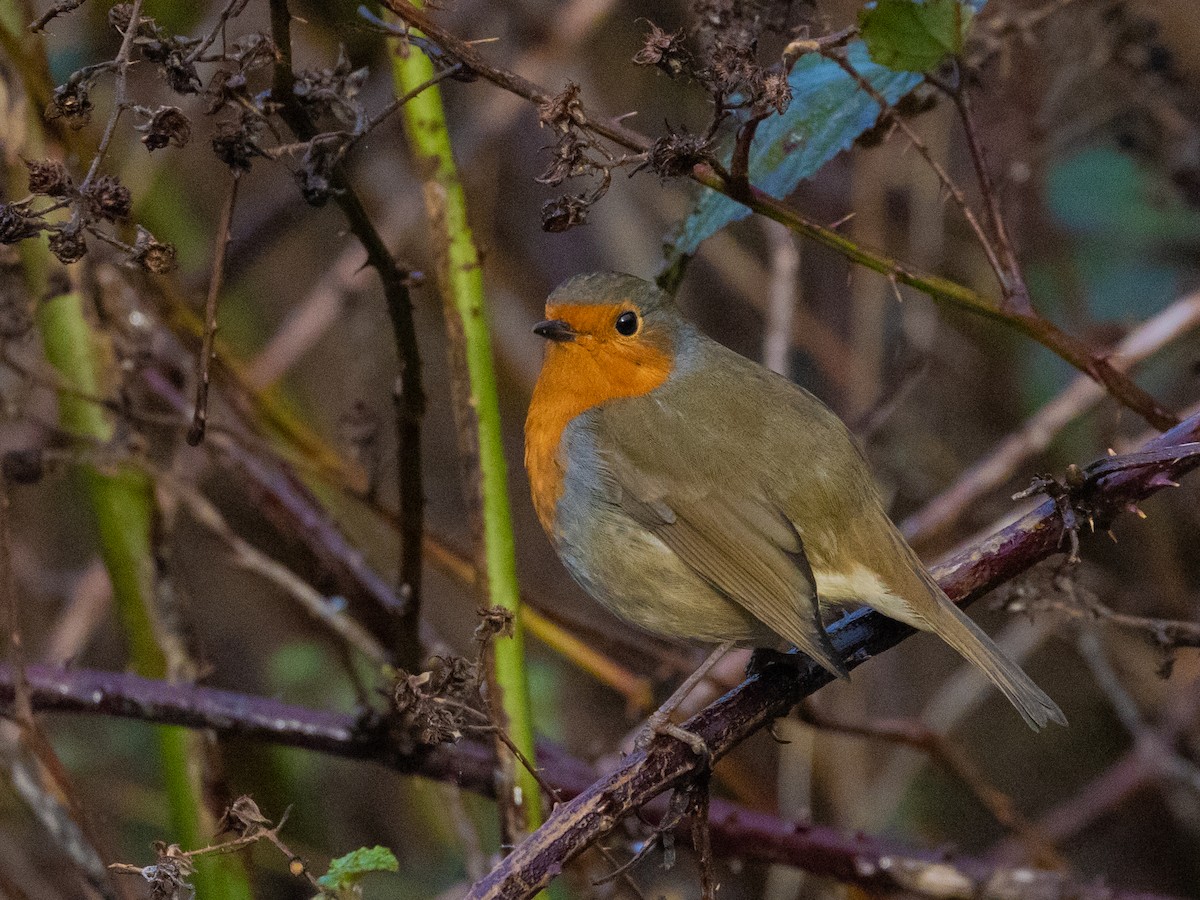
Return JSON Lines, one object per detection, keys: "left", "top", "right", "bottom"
{"left": 915, "top": 568, "right": 1066, "bottom": 731}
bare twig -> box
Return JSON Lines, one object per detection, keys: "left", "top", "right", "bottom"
{"left": 188, "top": 171, "right": 240, "bottom": 446}
{"left": 826, "top": 50, "right": 1007, "bottom": 289}
{"left": 799, "top": 704, "right": 1066, "bottom": 866}
{"left": 79, "top": 0, "right": 143, "bottom": 191}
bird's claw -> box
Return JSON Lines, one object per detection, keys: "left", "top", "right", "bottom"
{"left": 636, "top": 712, "right": 711, "bottom": 768}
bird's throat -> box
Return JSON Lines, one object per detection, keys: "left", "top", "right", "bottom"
{"left": 525, "top": 337, "right": 672, "bottom": 532}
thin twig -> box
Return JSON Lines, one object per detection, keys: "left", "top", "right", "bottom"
{"left": 826, "top": 50, "right": 1007, "bottom": 290}
{"left": 902, "top": 292, "right": 1200, "bottom": 545}
{"left": 182, "top": 0, "right": 250, "bottom": 65}
{"left": 270, "top": 0, "right": 426, "bottom": 668}
{"left": 188, "top": 171, "right": 241, "bottom": 446}
{"left": 79, "top": 0, "right": 143, "bottom": 191}
{"left": 799, "top": 704, "right": 1066, "bottom": 866}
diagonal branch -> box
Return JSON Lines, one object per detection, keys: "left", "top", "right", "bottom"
{"left": 379, "top": 0, "right": 1177, "bottom": 431}
{"left": 463, "top": 411, "right": 1200, "bottom": 899}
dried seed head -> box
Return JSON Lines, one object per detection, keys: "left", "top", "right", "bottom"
{"left": 211, "top": 116, "right": 262, "bottom": 171}
{"left": 0, "top": 204, "right": 46, "bottom": 245}
{"left": 392, "top": 656, "right": 479, "bottom": 746}
{"left": 633, "top": 21, "right": 690, "bottom": 76}
{"left": 130, "top": 226, "right": 177, "bottom": 274}
{"left": 648, "top": 129, "right": 710, "bottom": 178}
{"left": 535, "top": 132, "right": 591, "bottom": 187}
{"left": 761, "top": 71, "right": 792, "bottom": 115}
{"left": 538, "top": 82, "right": 584, "bottom": 132}
{"left": 24, "top": 159, "right": 73, "bottom": 197}
{"left": 541, "top": 194, "right": 591, "bottom": 233}
{"left": 294, "top": 138, "right": 345, "bottom": 207}
{"left": 48, "top": 223, "right": 87, "bottom": 265}
{"left": 45, "top": 78, "right": 93, "bottom": 128}
{"left": 217, "top": 796, "right": 272, "bottom": 838}
{"left": 475, "top": 605, "right": 515, "bottom": 642}
{"left": 138, "top": 106, "right": 192, "bottom": 151}
{"left": 81, "top": 175, "right": 132, "bottom": 222}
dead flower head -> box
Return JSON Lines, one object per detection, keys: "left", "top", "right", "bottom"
{"left": 393, "top": 656, "right": 478, "bottom": 746}
{"left": 217, "top": 795, "right": 273, "bottom": 838}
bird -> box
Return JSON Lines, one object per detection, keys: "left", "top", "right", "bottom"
{"left": 524, "top": 272, "right": 1065, "bottom": 745}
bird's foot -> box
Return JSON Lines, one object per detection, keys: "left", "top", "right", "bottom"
{"left": 635, "top": 710, "right": 711, "bottom": 768}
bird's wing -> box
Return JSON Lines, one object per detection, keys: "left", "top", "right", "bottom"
{"left": 594, "top": 437, "right": 848, "bottom": 678}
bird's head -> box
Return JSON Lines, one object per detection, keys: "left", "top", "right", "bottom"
{"left": 532, "top": 273, "right": 682, "bottom": 383}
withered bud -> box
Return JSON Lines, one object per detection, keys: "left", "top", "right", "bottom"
{"left": 45, "top": 78, "right": 93, "bottom": 128}
{"left": 138, "top": 107, "right": 192, "bottom": 151}
{"left": 538, "top": 82, "right": 584, "bottom": 132}
{"left": 541, "top": 194, "right": 591, "bottom": 233}
{"left": 217, "top": 796, "right": 272, "bottom": 838}
{"left": 648, "top": 130, "right": 710, "bottom": 178}
{"left": 212, "top": 117, "right": 261, "bottom": 171}
{"left": 535, "top": 132, "right": 590, "bottom": 187}
{"left": 393, "top": 664, "right": 472, "bottom": 746}
{"left": 24, "top": 159, "right": 73, "bottom": 197}
{"left": 48, "top": 223, "right": 87, "bottom": 265}
{"left": 761, "top": 71, "right": 792, "bottom": 115}
{"left": 475, "top": 605, "right": 515, "bottom": 642}
{"left": 294, "top": 139, "right": 345, "bottom": 207}
{"left": 2, "top": 449, "right": 44, "bottom": 485}
{"left": 81, "top": 175, "right": 132, "bottom": 222}
{"left": 143, "top": 842, "right": 195, "bottom": 900}
{"left": 130, "top": 226, "right": 177, "bottom": 274}
{"left": 633, "top": 21, "right": 690, "bottom": 77}
{"left": 0, "top": 205, "right": 46, "bottom": 245}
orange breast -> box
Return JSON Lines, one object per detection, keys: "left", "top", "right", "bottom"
{"left": 524, "top": 303, "right": 673, "bottom": 533}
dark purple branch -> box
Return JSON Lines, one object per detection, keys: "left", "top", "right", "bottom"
{"left": 464, "top": 413, "right": 1200, "bottom": 899}
{"left": 0, "top": 665, "right": 1182, "bottom": 900}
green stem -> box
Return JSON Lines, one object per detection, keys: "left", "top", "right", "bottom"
{"left": 389, "top": 14, "right": 542, "bottom": 839}
{"left": 1, "top": 17, "right": 251, "bottom": 887}
{"left": 36, "top": 291, "right": 252, "bottom": 900}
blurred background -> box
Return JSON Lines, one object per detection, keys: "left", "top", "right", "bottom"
{"left": 1, "top": 0, "right": 1200, "bottom": 897}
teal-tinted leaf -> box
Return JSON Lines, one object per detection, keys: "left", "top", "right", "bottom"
{"left": 860, "top": 0, "right": 974, "bottom": 74}
{"left": 317, "top": 846, "right": 399, "bottom": 891}
{"left": 668, "top": 41, "right": 921, "bottom": 260}
{"left": 1045, "top": 146, "right": 1200, "bottom": 245}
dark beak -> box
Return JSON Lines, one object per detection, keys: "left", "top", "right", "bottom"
{"left": 533, "top": 319, "right": 577, "bottom": 342}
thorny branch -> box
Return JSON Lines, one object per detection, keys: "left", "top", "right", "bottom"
{"left": 462, "top": 412, "right": 1200, "bottom": 899}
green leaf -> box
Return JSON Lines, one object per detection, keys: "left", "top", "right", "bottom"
{"left": 860, "top": 0, "right": 974, "bottom": 73}
{"left": 317, "top": 846, "right": 399, "bottom": 891}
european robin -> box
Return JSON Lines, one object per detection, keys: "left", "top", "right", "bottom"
{"left": 525, "top": 272, "right": 1065, "bottom": 739}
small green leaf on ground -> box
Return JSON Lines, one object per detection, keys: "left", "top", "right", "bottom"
{"left": 317, "top": 846, "right": 399, "bottom": 892}
{"left": 860, "top": 0, "right": 974, "bottom": 73}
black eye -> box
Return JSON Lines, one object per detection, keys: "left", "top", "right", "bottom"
{"left": 615, "top": 310, "right": 639, "bottom": 336}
